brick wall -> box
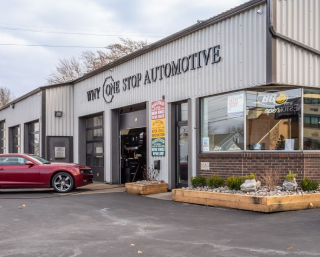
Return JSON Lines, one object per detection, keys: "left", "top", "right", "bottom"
{"left": 199, "top": 152, "right": 320, "bottom": 182}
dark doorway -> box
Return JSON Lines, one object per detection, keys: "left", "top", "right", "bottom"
{"left": 120, "top": 127, "right": 147, "bottom": 184}
{"left": 9, "top": 126, "right": 20, "bottom": 153}
{"left": 85, "top": 115, "right": 104, "bottom": 182}
{"left": 47, "top": 136, "right": 73, "bottom": 163}
{"left": 176, "top": 102, "right": 189, "bottom": 188}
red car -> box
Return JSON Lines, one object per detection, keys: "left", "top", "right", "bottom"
{"left": 0, "top": 154, "right": 93, "bottom": 193}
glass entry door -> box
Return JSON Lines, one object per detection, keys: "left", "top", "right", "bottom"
{"left": 85, "top": 115, "right": 104, "bottom": 182}
{"left": 176, "top": 102, "right": 188, "bottom": 188}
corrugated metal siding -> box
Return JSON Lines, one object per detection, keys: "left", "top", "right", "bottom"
{"left": 0, "top": 93, "right": 42, "bottom": 153}
{"left": 276, "top": 0, "right": 319, "bottom": 51}
{"left": 275, "top": 0, "right": 320, "bottom": 86}
{"left": 46, "top": 85, "right": 74, "bottom": 136}
{"left": 73, "top": 3, "right": 267, "bottom": 182}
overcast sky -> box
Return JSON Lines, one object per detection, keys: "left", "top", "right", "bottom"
{"left": 0, "top": 0, "right": 247, "bottom": 98}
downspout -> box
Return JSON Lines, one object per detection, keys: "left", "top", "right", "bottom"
{"left": 268, "top": 0, "right": 320, "bottom": 57}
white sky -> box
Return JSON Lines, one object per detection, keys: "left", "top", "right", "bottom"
{"left": 0, "top": 0, "right": 247, "bottom": 98}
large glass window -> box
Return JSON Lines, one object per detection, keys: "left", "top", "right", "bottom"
{"left": 303, "top": 89, "right": 320, "bottom": 150}
{"left": 0, "top": 121, "right": 5, "bottom": 154}
{"left": 28, "top": 121, "right": 40, "bottom": 155}
{"left": 201, "top": 92, "right": 244, "bottom": 151}
{"left": 246, "top": 88, "right": 301, "bottom": 150}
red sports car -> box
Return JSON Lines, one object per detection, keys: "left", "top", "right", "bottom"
{"left": 0, "top": 154, "right": 93, "bottom": 193}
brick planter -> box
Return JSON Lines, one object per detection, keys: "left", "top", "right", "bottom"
{"left": 172, "top": 189, "right": 320, "bottom": 213}
{"left": 125, "top": 183, "right": 168, "bottom": 195}
{"left": 199, "top": 152, "right": 320, "bottom": 182}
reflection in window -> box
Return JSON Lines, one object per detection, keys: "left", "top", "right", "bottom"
{"left": 201, "top": 92, "right": 244, "bottom": 151}
{"left": 304, "top": 89, "right": 320, "bottom": 150}
{"left": 246, "top": 88, "right": 301, "bottom": 150}
{"left": 28, "top": 121, "right": 40, "bottom": 155}
{"left": 0, "top": 121, "right": 5, "bottom": 154}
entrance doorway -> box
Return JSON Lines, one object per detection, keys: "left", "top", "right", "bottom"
{"left": 120, "top": 127, "right": 147, "bottom": 183}
{"left": 176, "top": 102, "right": 189, "bottom": 188}
{"left": 47, "top": 136, "right": 73, "bottom": 163}
{"left": 85, "top": 115, "right": 104, "bottom": 182}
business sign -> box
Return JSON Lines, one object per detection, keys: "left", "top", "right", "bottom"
{"left": 257, "top": 91, "right": 288, "bottom": 107}
{"left": 151, "top": 100, "right": 166, "bottom": 156}
{"left": 87, "top": 45, "right": 222, "bottom": 104}
{"left": 151, "top": 138, "right": 165, "bottom": 156}
{"left": 228, "top": 93, "right": 244, "bottom": 119}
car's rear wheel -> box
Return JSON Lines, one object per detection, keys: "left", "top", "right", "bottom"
{"left": 52, "top": 172, "right": 74, "bottom": 193}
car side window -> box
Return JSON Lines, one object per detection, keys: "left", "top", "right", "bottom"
{"left": 0, "top": 157, "right": 29, "bottom": 165}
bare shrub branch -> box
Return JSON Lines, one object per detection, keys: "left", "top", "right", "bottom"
{"left": 260, "top": 170, "right": 280, "bottom": 192}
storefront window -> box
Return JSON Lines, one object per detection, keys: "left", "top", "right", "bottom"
{"left": 201, "top": 92, "right": 244, "bottom": 151}
{"left": 246, "top": 88, "right": 301, "bottom": 150}
{"left": 303, "top": 89, "right": 320, "bottom": 150}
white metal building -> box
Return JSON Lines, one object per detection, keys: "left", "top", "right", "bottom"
{"left": 1, "top": 0, "right": 319, "bottom": 187}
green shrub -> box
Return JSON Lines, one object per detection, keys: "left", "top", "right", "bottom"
{"left": 190, "top": 176, "right": 207, "bottom": 188}
{"left": 285, "top": 170, "right": 297, "bottom": 181}
{"left": 300, "top": 178, "right": 319, "bottom": 191}
{"left": 226, "top": 176, "right": 242, "bottom": 190}
{"left": 243, "top": 173, "right": 255, "bottom": 180}
{"left": 206, "top": 174, "right": 224, "bottom": 189}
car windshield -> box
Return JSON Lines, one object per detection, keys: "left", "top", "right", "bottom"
{"left": 28, "top": 155, "right": 51, "bottom": 164}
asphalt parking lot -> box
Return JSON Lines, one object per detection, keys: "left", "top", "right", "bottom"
{"left": 0, "top": 187, "right": 320, "bottom": 257}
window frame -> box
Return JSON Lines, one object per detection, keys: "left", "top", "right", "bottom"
{"left": 199, "top": 87, "right": 310, "bottom": 153}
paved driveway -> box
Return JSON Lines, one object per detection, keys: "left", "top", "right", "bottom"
{"left": 0, "top": 189, "right": 319, "bottom": 257}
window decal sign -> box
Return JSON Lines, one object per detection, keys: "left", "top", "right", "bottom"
{"left": 228, "top": 93, "right": 244, "bottom": 119}
{"left": 257, "top": 91, "right": 288, "bottom": 107}
{"left": 151, "top": 100, "right": 165, "bottom": 156}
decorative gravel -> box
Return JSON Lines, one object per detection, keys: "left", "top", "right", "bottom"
{"left": 182, "top": 186, "right": 320, "bottom": 197}
{"left": 135, "top": 180, "right": 165, "bottom": 185}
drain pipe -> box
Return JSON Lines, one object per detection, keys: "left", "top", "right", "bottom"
{"left": 267, "top": 0, "right": 320, "bottom": 57}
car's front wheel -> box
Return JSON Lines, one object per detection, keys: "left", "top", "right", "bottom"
{"left": 52, "top": 172, "right": 74, "bottom": 193}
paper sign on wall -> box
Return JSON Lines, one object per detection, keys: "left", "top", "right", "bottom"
{"left": 151, "top": 100, "right": 165, "bottom": 157}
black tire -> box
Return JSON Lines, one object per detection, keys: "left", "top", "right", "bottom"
{"left": 52, "top": 172, "right": 74, "bottom": 193}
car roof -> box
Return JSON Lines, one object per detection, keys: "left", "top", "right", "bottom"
{"left": 0, "top": 154, "right": 29, "bottom": 157}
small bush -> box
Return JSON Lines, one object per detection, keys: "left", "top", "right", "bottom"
{"left": 226, "top": 176, "right": 242, "bottom": 190}
{"left": 300, "top": 178, "right": 319, "bottom": 191}
{"left": 191, "top": 176, "right": 207, "bottom": 188}
{"left": 206, "top": 174, "right": 224, "bottom": 189}
{"left": 243, "top": 173, "right": 255, "bottom": 180}
{"left": 285, "top": 170, "right": 297, "bottom": 181}
{"left": 261, "top": 170, "right": 280, "bottom": 192}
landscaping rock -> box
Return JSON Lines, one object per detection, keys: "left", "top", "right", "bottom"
{"left": 283, "top": 178, "right": 298, "bottom": 191}
{"left": 240, "top": 179, "right": 261, "bottom": 192}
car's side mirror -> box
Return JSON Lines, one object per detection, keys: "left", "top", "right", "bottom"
{"left": 25, "top": 161, "right": 34, "bottom": 166}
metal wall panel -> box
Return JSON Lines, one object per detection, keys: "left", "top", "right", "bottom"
{"left": 275, "top": 0, "right": 319, "bottom": 51}
{"left": 0, "top": 93, "right": 42, "bottom": 153}
{"left": 275, "top": 0, "right": 320, "bottom": 86}
{"left": 73, "top": 3, "right": 267, "bottom": 182}
{"left": 46, "top": 85, "right": 74, "bottom": 136}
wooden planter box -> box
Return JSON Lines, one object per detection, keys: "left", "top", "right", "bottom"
{"left": 172, "top": 189, "right": 320, "bottom": 213}
{"left": 125, "top": 183, "right": 168, "bottom": 195}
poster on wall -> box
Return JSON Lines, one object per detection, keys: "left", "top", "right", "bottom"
{"left": 227, "top": 93, "right": 244, "bottom": 119}
{"left": 151, "top": 100, "right": 165, "bottom": 157}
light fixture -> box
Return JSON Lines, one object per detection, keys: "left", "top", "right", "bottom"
{"left": 257, "top": 9, "right": 263, "bottom": 14}
{"left": 55, "top": 111, "right": 63, "bottom": 117}
{"left": 10, "top": 103, "right": 15, "bottom": 109}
